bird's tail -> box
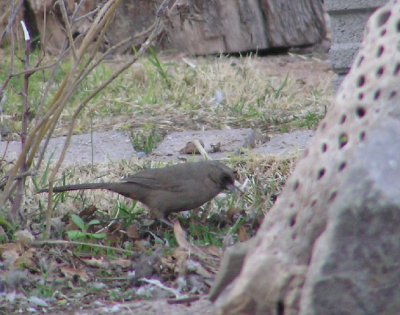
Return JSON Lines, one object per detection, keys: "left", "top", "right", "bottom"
{"left": 38, "top": 182, "right": 112, "bottom": 194}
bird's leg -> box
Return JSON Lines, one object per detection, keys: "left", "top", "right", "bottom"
{"left": 150, "top": 207, "right": 174, "bottom": 228}
{"left": 159, "top": 217, "right": 174, "bottom": 228}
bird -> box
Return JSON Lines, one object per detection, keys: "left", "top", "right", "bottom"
{"left": 38, "top": 160, "right": 237, "bottom": 223}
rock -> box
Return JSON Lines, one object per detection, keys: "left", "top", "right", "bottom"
{"left": 212, "top": 2, "right": 400, "bottom": 314}
{"left": 0, "top": 129, "right": 315, "bottom": 167}
{"left": 252, "top": 130, "right": 314, "bottom": 156}
{"left": 42, "top": 131, "right": 135, "bottom": 166}
{"left": 209, "top": 239, "right": 256, "bottom": 302}
{"left": 0, "top": 131, "right": 135, "bottom": 167}
{"left": 131, "top": 249, "right": 162, "bottom": 286}
{"left": 152, "top": 129, "right": 261, "bottom": 161}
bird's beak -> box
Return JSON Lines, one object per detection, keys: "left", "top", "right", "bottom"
{"left": 227, "top": 180, "right": 244, "bottom": 194}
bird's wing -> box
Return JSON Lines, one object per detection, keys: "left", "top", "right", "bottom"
{"left": 122, "top": 175, "right": 184, "bottom": 192}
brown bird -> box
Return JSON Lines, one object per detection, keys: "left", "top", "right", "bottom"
{"left": 39, "top": 160, "right": 237, "bottom": 223}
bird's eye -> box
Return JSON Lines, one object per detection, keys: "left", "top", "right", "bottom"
{"left": 221, "top": 174, "right": 233, "bottom": 184}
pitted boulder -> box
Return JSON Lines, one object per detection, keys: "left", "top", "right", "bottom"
{"left": 212, "top": 2, "right": 400, "bottom": 315}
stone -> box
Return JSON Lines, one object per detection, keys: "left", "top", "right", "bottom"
{"left": 252, "top": 130, "right": 314, "bottom": 156}
{"left": 151, "top": 128, "right": 261, "bottom": 161}
{"left": 209, "top": 239, "right": 256, "bottom": 302}
{"left": 42, "top": 131, "right": 135, "bottom": 167}
{"left": 0, "top": 131, "right": 135, "bottom": 167}
{"left": 326, "top": 0, "right": 387, "bottom": 88}
{"left": 212, "top": 1, "right": 400, "bottom": 314}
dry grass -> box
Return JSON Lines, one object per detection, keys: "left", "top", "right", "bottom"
{"left": 0, "top": 52, "right": 333, "bottom": 139}
{"left": 78, "top": 53, "right": 333, "bottom": 137}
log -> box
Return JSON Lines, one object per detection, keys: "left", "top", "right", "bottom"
{"left": 168, "top": 0, "right": 326, "bottom": 54}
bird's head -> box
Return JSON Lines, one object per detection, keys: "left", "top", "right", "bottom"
{"left": 208, "top": 161, "right": 240, "bottom": 193}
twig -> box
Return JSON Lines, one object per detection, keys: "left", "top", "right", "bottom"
{"left": 0, "top": 170, "right": 36, "bottom": 190}
{"left": 58, "top": 0, "right": 78, "bottom": 60}
{"left": 32, "top": 240, "right": 136, "bottom": 255}
{"left": 73, "top": 5, "right": 101, "bottom": 23}
{"left": 10, "top": 20, "right": 31, "bottom": 222}
{"left": 1, "top": 141, "right": 9, "bottom": 162}
{"left": 193, "top": 139, "right": 211, "bottom": 160}
{"left": 156, "top": 0, "right": 175, "bottom": 17}
{"left": 45, "top": 0, "right": 123, "bottom": 237}
{"left": 0, "top": 0, "right": 24, "bottom": 45}
{"left": 140, "top": 278, "right": 184, "bottom": 298}
{"left": 167, "top": 296, "right": 200, "bottom": 304}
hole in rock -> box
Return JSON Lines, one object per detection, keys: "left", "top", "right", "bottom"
{"left": 329, "top": 191, "right": 338, "bottom": 203}
{"left": 290, "top": 202, "right": 294, "bottom": 208}
{"left": 360, "top": 131, "right": 366, "bottom": 142}
{"left": 321, "top": 143, "right": 328, "bottom": 152}
{"left": 356, "top": 56, "right": 364, "bottom": 68}
{"left": 356, "top": 107, "right": 366, "bottom": 118}
{"left": 339, "top": 114, "right": 347, "bottom": 124}
{"left": 338, "top": 162, "right": 347, "bottom": 172}
{"left": 358, "top": 93, "right": 364, "bottom": 100}
{"left": 376, "top": 66, "right": 384, "bottom": 77}
{"left": 377, "top": 11, "right": 391, "bottom": 26}
{"left": 338, "top": 133, "right": 349, "bottom": 149}
{"left": 357, "top": 75, "right": 366, "bottom": 87}
{"left": 380, "top": 29, "right": 387, "bottom": 36}
{"left": 394, "top": 63, "right": 400, "bottom": 75}
{"left": 374, "top": 90, "right": 381, "bottom": 100}
{"left": 377, "top": 46, "right": 384, "bottom": 57}
{"left": 317, "top": 168, "right": 326, "bottom": 180}
{"left": 293, "top": 180, "right": 300, "bottom": 191}
{"left": 397, "top": 20, "right": 400, "bottom": 32}
{"left": 277, "top": 301, "right": 285, "bottom": 315}
{"left": 311, "top": 199, "right": 317, "bottom": 207}
{"left": 289, "top": 215, "right": 296, "bottom": 227}
{"left": 390, "top": 91, "right": 397, "bottom": 99}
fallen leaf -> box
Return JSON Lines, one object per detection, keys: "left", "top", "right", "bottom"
{"left": 15, "top": 230, "right": 34, "bottom": 245}
{"left": 0, "top": 243, "right": 22, "bottom": 255}
{"left": 210, "top": 142, "right": 221, "bottom": 153}
{"left": 28, "top": 296, "right": 49, "bottom": 307}
{"left": 60, "top": 266, "right": 89, "bottom": 281}
{"left": 79, "top": 205, "right": 98, "bottom": 220}
{"left": 126, "top": 224, "right": 139, "bottom": 240}
{"left": 81, "top": 257, "right": 109, "bottom": 268}
{"left": 109, "top": 258, "right": 132, "bottom": 268}
{"left": 173, "top": 221, "right": 189, "bottom": 249}
{"left": 179, "top": 140, "right": 205, "bottom": 154}
{"left": 238, "top": 225, "right": 250, "bottom": 242}
{"left": 14, "top": 248, "right": 36, "bottom": 270}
